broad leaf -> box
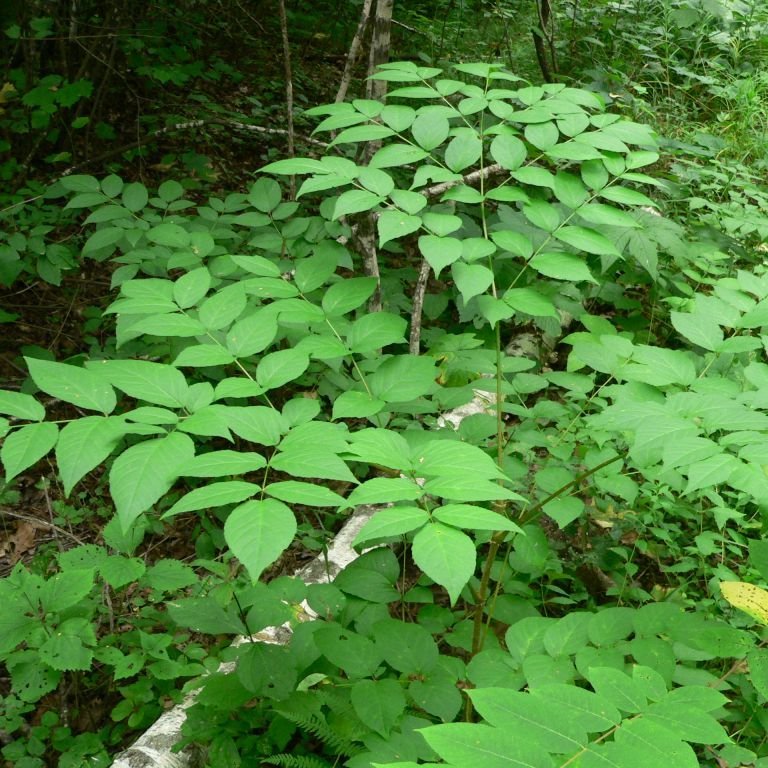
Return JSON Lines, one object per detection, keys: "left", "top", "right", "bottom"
{"left": 224, "top": 499, "right": 297, "bottom": 582}
{"left": 110, "top": 432, "right": 195, "bottom": 531}
{"left": 346, "top": 312, "right": 407, "bottom": 354}
{"left": 0, "top": 391, "right": 45, "bottom": 421}
{"left": 86, "top": 359, "right": 189, "bottom": 408}
{"left": 256, "top": 349, "right": 310, "bottom": 390}
{"left": 530, "top": 252, "right": 596, "bottom": 283}
{"left": 412, "top": 522, "right": 475, "bottom": 604}
{"left": 26, "top": 357, "right": 116, "bottom": 413}
{"left": 419, "top": 235, "right": 463, "bottom": 276}
{"left": 378, "top": 210, "right": 422, "bottom": 247}
{"left": 2, "top": 422, "right": 59, "bottom": 481}
{"left": 181, "top": 450, "right": 267, "bottom": 477}
{"left": 352, "top": 506, "right": 429, "bottom": 545}
{"left": 163, "top": 481, "right": 260, "bottom": 518}
{"left": 56, "top": 416, "right": 128, "bottom": 495}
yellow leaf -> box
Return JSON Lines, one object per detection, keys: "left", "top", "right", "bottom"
{"left": 0, "top": 82, "right": 16, "bottom": 104}
{"left": 720, "top": 581, "right": 768, "bottom": 625}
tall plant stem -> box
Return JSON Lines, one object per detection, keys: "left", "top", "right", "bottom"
{"left": 277, "top": 0, "right": 296, "bottom": 199}
{"left": 470, "top": 454, "right": 623, "bottom": 662}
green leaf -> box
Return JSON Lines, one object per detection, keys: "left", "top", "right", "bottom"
{"left": 167, "top": 597, "right": 247, "bottom": 635}
{"left": 0, "top": 391, "right": 45, "bottom": 421}
{"left": 224, "top": 499, "right": 297, "bottom": 582}
{"left": 142, "top": 559, "right": 198, "bottom": 592}
{"left": 332, "top": 390, "right": 386, "bottom": 419}
{"left": 333, "top": 189, "right": 384, "bottom": 219}
{"left": 412, "top": 522, "right": 475, "bottom": 604}
{"left": 56, "top": 416, "right": 128, "bottom": 495}
{"left": 26, "top": 357, "right": 116, "bottom": 413}
{"left": 452, "top": 262, "right": 494, "bottom": 302}
{"left": 414, "top": 440, "right": 503, "bottom": 479}
{"left": 598, "top": 186, "right": 656, "bottom": 206}
{"left": 587, "top": 667, "right": 647, "bottom": 713}
{"left": 419, "top": 235, "right": 463, "bottom": 276}
{"left": 226, "top": 310, "right": 278, "bottom": 358}
{"left": 369, "top": 355, "right": 437, "bottom": 402}
{"left": 357, "top": 167, "right": 395, "bottom": 196}
{"left": 294, "top": 246, "right": 338, "bottom": 292}
{"left": 543, "top": 612, "right": 591, "bottom": 656}
{"left": 671, "top": 311, "right": 723, "bottom": 351}
{"left": 224, "top": 406, "right": 286, "bottom": 446}
{"left": 444, "top": 132, "right": 482, "bottom": 172}
{"left": 578, "top": 202, "right": 641, "bottom": 229}
{"left": 147, "top": 222, "right": 190, "bottom": 248}
{"left": 256, "top": 349, "right": 310, "bottom": 390}
{"left": 525, "top": 121, "right": 560, "bottom": 151}
{"left": 39, "top": 633, "right": 93, "bottom": 672}
{"left": 379, "top": 103, "right": 416, "bottom": 130}
{"left": 411, "top": 113, "right": 450, "bottom": 150}
{"left": 86, "top": 359, "right": 188, "bottom": 407}
{"left": 504, "top": 288, "right": 557, "bottom": 317}
{"left": 198, "top": 284, "right": 247, "bottom": 330}
{"left": 352, "top": 506, "right": 429, "bottom": 545}
{"left": 351, "top": 679, "right": 407, "bottom": 738}
{"left": 110, "top": 432, "right": 195, "bottom": 531}
{"left": 314, "top": 623, "right": 383, "bottom": 678}
{"left": 173, "top": 267, "right": 211, "bottom": 308}
{"left": 554, "top": 226, "right": 620, "bottom": 256}
{"left": 522, "top": 199, "right": 560, "bottom": 231}
{"left": 173, "top": 344, "right": 236, "bottom": 367}
{"left": 684, "top": 454, "right": 739, "bottom": 495}
{"left": 264, "top": 480, "right": 345, "bottom": 507}
{"left": 553, "top": 171, "right": 588, "bottom": 208}
{"left": 181, "top": 450, "right": 267, "bottom": 477}
{"left": 41, "top": 568, "right": 94, "bottom": 611}
{"left": 374, "top": 618, "right": 439, "bottom": 674}
{"left": 261, "top": 157, "right": 330, "bottom": 175}
{"left": 130, "top": 313, "right": 205, "bottom": 339}
{"left": 82, "top": 227, "right": 124, "bottom": 256}
{"left": 469, "top": 688, "right": 586, "bottom": 754}
{"left": 122, "top": 182, "right": 148, "bottom": 212}
{"left": 390, "top": 189, "right": 428, "bottom": 215}
{"left": 491, "top": 230, "right": 533, "bottom": 259}
{"left": 271, "top": 444, "right": 357, "bottom": 483}
{"left": 423, "top": 476, "right": 524, "bottom": 502}
{"left": 419, "top": 722, "right": 550, "bottom": 768}
{"left": 163, "top": 481, "right": 260, "bottom": 518}
{"left": 433, "top": 504, "right": 522, "bottom": 532}
{"left": 2, "top": 422, "right": 59, "bottom": 480}
{"left": 530, "top": 252, "right": 596, "bottom": 283}
{"left": 345, "top": 477, "right": 424, "bottom": 506}
{"left": 378, "top": 210, "right": 422, "bottom": 247}
{"left": 490, "top": 134, "right": 527, "bottom": 170}
{"left": 322, "top": 276, "right": 378, "bottom": 316}
{"left": 331, "top": 124, "right": 395, "bottom": 146}
{"left": 369, "top": 143, "right": 430, "bottom": 169}
{"left": 347, "top": 312, "right": 407, "bottom": 353}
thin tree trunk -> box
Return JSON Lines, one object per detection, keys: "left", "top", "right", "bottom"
{"left": 277, "top": 0, "right": 296, "bottom": 199}
{"left": 532, "top": 0, "right": 556, "bottom": 83}
{"left": 335, "top": 0, "right": 374, "bottom": 103}
{"left": 355, "top": 0, "right": 394, "bottom": 313}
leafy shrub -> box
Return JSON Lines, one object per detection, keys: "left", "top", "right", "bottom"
{"left": 2, "top": 60, "right": 768, "bottom": 766}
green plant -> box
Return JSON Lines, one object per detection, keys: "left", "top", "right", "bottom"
{"left": 0, "top": 542, "right": 221, "bottom": 766}
{"left": 3, "top": 59, "right": 768, "bottom": 766}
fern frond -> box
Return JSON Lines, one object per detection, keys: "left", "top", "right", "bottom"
{"left": 263, "top": 754, "right": 331, "bottom": 768}
{"left": 275, "top": 711, "right": 360, "bottom": 757}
